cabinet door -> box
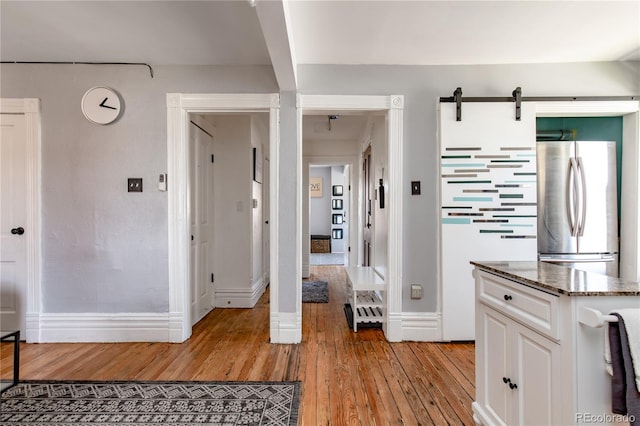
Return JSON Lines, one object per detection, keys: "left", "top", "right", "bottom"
{"left": 512, "top": 322, "right": 561, "bottom": 426}
{"left": 478, "top": 305, "right": 511, "bottom": 426}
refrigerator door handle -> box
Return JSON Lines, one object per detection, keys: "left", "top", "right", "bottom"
{"left": 566, "top": 158, "right": 578, "bottom": 236}
{"left": 577, "top": 157, "right": 587, "bottom": 237}
{"left": 538, "top": 255, "right": 616, "bottom": 263}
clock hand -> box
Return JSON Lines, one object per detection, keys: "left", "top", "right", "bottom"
{"left": 99, "top": 97, "right": 117, "bottom": 110}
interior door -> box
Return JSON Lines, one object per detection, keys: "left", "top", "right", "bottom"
{"left": 362, "top": 147, "right": 373, "bottom": 266}
{"left": 263, "top": 157, "right": 270, "bottom": 282}
{"left": 0, "top": 114, "right": 27, "bottom": 332}
{"left": 439, "top": 102, "right": 537, "bottom": 340}
{"left": 189, "top": 120, "right": 215, "bottom": 325}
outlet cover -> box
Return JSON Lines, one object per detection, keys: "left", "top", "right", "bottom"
{"left": 128, "top": 178, "right": 143, "bottom": 192}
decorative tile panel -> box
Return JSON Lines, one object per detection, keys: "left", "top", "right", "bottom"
{"left": 440, "top": 145, "right": 537, "bottom": 238}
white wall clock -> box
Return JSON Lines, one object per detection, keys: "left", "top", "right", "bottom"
{"left": 81, "top": 87, "right": 122, "bottom": 125}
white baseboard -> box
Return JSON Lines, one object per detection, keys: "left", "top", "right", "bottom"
{"left": 270, "top": 312, "right": 301, "bottom": 344}
{"left": 34, "top": 313, "right": 171, "bottom": 343}
{"left": 214, "top": 277, "right": 267, "bottom": 308}
{"left": 401, "top": 312, "right": 442, "bottom": 341}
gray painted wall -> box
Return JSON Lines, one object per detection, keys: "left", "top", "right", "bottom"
{"left": 2, "top": 60, "right": 639, "bottom": 319}
{"left": 0, "top": 64, "right": 277, "bottom": 313}
{"left": 297, "top": 61, "right": 640, "bottom": 312}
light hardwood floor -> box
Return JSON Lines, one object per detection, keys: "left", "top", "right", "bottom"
{"left": 1, "top": 265, "right": 475, "bottom": 425}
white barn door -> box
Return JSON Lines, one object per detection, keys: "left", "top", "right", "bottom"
{"left": 439, "top": 102, "right": 538, "bottom": 341}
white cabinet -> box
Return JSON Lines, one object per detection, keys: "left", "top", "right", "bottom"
{"left": 476, "top": 303, "right": 560, "bottom": 426}
{"left": 473, "top": 266, "right": 640, "bottom": 426}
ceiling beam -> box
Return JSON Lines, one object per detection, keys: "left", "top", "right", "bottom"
{"left": 254, "top": 0, "right": 297, "bottom": 91}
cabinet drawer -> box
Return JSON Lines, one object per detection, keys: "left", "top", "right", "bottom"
{"left": 477, "top": 270, "right": 559, "bottom": 340}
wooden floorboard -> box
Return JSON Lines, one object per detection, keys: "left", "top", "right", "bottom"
{"left": 1, "top": 265, "right": 476, "bottom": 425}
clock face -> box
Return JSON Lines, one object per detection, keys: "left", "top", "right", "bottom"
{"left": 81, "top": 87, "right": 122, "bottom": 125}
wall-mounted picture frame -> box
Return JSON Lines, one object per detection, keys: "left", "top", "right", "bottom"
{"left": 332, "top": 213, "right": 343, "bottom": 224}
{"left": 332, "top": 199, "right": 343, "bottom": 210}
{"left": 332, "top": 228, "right": 343, "bottom": 239}
{"left": 332, "top": 185, "right": 343, "bottom": 196}
{"left": 310, "top": 177, "right": 323, "bottom": 197}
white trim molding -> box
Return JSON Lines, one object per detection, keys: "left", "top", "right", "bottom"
{"left": 214, "top": 277, "right": 268, "bottom": 308}
{"left": 401, "top": 312, "right": 442, "bottom": 341}
{"left": 297, "top": 94, "right": 404, "bottom": 342}
{"left": 1, "top": 98, "right": 42, "bottom": 343}
{"left": 270, "top": 312, "right": 301, "bottom": 344}
{"left": 36, "top": 313, "right": 171, "bottom": 343}
{"left": 167, "top": 93, "right": 279, "bottom": 343}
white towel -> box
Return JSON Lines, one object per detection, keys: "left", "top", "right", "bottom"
{"left": 611, "top": 309, "right": 640, "bottom": 391}
{"left": 605, "top": 325, "right": 614, "bottom": 376}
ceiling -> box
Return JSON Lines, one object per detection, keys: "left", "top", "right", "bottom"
{"left": 1, "top": 0, "right": 639, "bottom": 87}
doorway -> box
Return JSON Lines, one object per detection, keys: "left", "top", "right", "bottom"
{"left": 297, "top": 95, "right": 405, "bottom": 341}
{"left": 166, "top": 94, "right": 278, "bottom": 343}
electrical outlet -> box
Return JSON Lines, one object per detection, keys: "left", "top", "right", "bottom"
{"left": 411, "top": 284, "right": 422, "bottom": 299}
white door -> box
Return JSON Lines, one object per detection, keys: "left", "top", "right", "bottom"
{"left": 439, "top": 102, "right": 537, "bottom": 340}
{"left": 0, "top": 114, "right": 27, "bottom": 332}
{"left": 513, "top": 321, "right": 561, "bottom": 426}
{"left": 263, "top": 157, "right": 270, "bottom": 282}
{"left": 362, "top": 147, "right": 373, "bottom": 266}
{"left": 189, "top": 121, "right": 215, "bottom": 325}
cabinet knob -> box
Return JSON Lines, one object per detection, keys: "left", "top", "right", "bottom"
{"left": 503, "top": 294, "right": 513, "bottom": 301}
{"left": 509, "top": 382, "right": 518, "bottom": 390}
{"left": 502, "top": 377, "right": 510, "bottom": 384}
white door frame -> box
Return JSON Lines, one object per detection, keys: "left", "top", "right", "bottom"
{"left": 0, "top": 98, "right": 41, "bottom": 342}
{"left": 297, "top": 94, "right": 404, "bottom": 341}
{"left": 535, "top": 100, "right": 640, "bottom": 281}
{"left": 166, "top": 93, "right": 279, "bottom": 342}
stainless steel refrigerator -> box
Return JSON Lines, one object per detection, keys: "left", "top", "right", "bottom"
{"left": 537, "top": 141, "right": 619, "bottom": 277}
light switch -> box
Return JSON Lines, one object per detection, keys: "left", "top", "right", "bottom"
{"left": 128, "top": 178, "right": 143, "bottom": 192}
{"left": 411, "top": 284, "right": 422, "bottom": 299}
{"left": 411, "top": 181, "right": 421, "bottom": 195}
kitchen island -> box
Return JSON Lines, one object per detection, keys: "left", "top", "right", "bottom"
{"left": 471, "top": 261, "right": 639, "bottom": 426}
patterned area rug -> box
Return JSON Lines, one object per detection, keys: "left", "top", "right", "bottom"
{"left": 0, "top": 380, "right": 301, "bottom": 426}
{"left": 301, "top": 280, "right": 328, "bottom": 303}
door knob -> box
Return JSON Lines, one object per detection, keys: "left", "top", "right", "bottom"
{"left": 11, "top": 227, "right": 24, "bottom": 235}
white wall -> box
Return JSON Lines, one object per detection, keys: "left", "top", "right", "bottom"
{"left": 208, "top": 115, "right": 252, "bottom": 304}
{"left": 0, "top": 63, "right": 277, "bottom": 314}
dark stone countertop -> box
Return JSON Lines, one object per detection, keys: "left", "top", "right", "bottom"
{"left": 471, "top": 261, "right": 640, "bottom": 296}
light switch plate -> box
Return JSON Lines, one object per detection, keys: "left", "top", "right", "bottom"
{"left": 128, "top": 178, "right": 143, "bottom": 192}
{"left": 411, "top": 181, "right": 421, "bottom": 195}
{"left": 411, "top": 284, "right": 422, "bottom": 299}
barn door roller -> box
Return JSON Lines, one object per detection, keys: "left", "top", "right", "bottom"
{"left": 513, "top": 87, "right": 522, "bottom": 121}
{"left": 441, "top": 87, "right": 638, "bottom": 122}
{"left": 446, "top": 87, "right": 523, "bottom": 122}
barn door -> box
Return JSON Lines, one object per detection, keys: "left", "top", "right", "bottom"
{"left": 439, "top": 102, "right": 537, "bottom": 340}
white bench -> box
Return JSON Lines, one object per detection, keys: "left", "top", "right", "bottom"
{"left": 344, "top": 266, "right": 385, "bottom": 332}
